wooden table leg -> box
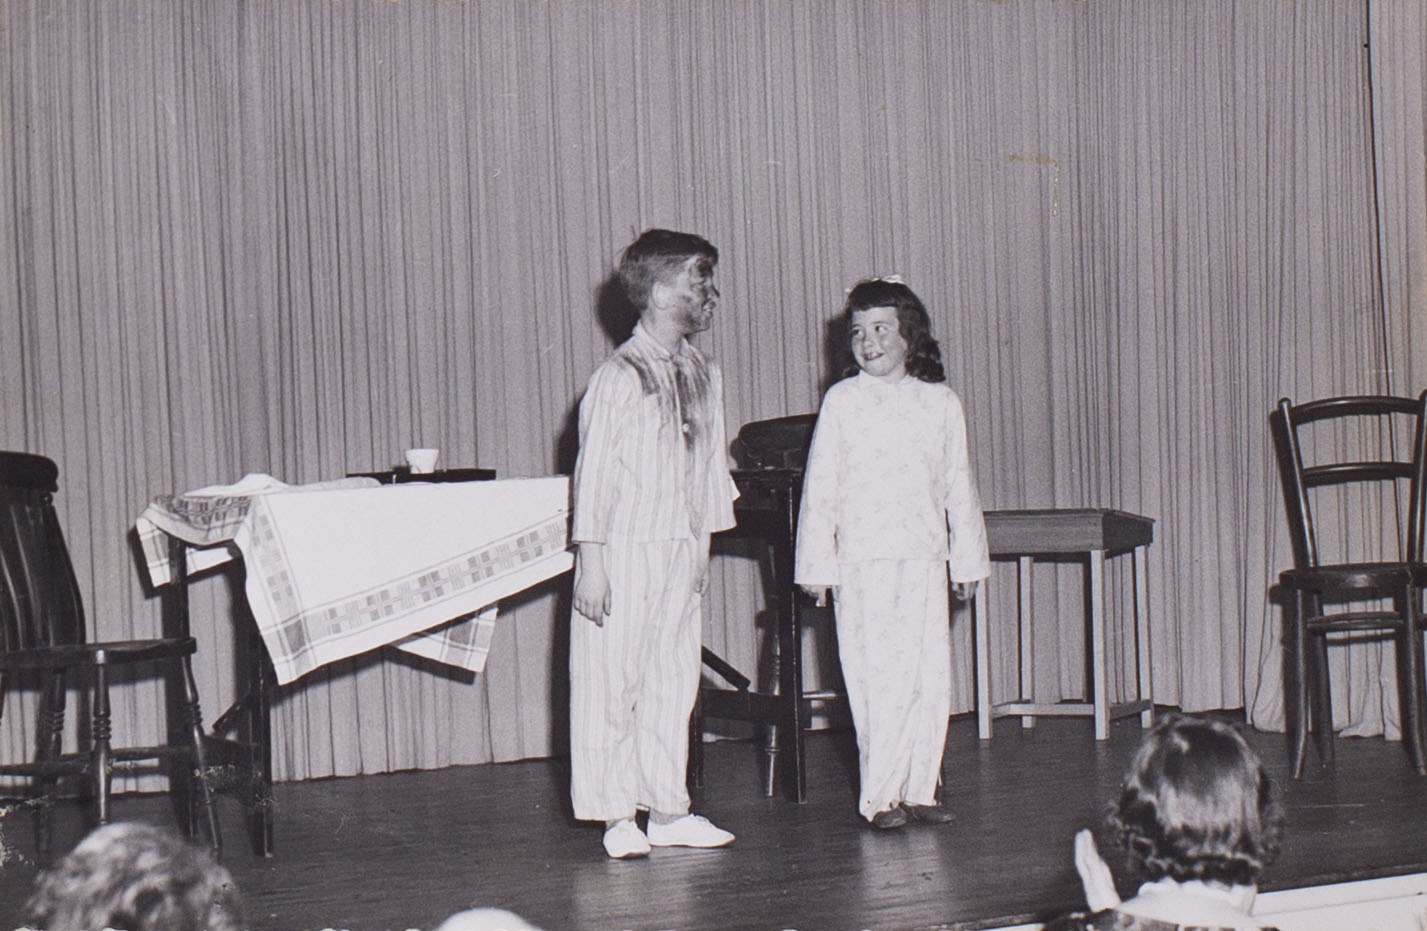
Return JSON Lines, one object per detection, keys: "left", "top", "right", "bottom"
{"left": 1134, "top": 545, "right": 1154, "bottom": 727}
{"left": 975, "top": 589, "right": 992, "bottom": 740}
{"left": 1090, "top": 549, "right": 1109, "bottom": 740}
{"left": 251, "top": 633, "right": 275, "bottom": 857}
{"left": 1017, "top": 556, "right": 1035, "bottom": 729}
{"left": 166, "top": 534, "right": 276, "bottom": 855}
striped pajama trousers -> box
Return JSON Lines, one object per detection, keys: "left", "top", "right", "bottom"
{"left": 569, "top": 538, "right": 702, "bottom": 822}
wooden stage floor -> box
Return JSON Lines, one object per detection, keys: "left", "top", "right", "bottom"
{"left": 2, "top": 712, "right": 1426, "bottom": 931}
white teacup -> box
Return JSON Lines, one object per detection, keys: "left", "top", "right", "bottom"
{"left": 404, "top": 448, "right": 439, "bottom": 474}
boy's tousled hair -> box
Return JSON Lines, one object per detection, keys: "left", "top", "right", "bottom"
{"left": 1112, "top": 714, "right": 1283, "bottom": 887}
{"left": 843, "top": 278, "right": 945, "bottom": 383}
{"left": 618, "top": 228, "right": 719, "bottom": 310}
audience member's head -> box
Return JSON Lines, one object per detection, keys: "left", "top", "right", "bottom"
{"left": 24, "top": 821, "right": 242, "bottom": 931}
{"left": 1113, "top": 714, "right": 1283, "bottom": 888}
{"left": 435, "top": 907, "right": 545, "bottom": 931}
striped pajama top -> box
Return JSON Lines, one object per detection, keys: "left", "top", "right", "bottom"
{"left": 571, "top": 323, "right": 736, "bottom": 544}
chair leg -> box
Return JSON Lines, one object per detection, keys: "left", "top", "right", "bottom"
{"left": 33, "top": 670, "right": 67, "bottom": 861}
{"left": 776, "top": 601, "right": 808, "bottom": 804}
{"left": 687, "top": 689, "right": 705, "bottom": 791}
{"left": 91, "top": 661, "right": 113, "bottom": 826}
{"left": 762, "top": 722, "right": 781, "bottom": 798}
{"left": 1398, "top": 586, "right": 1426, "bottom": 775}
{"left": 1310, "top": 630, "right": 1335, "bottom": 768}
{"left": 1288, "top": 591, "right": 1310, "bottom": 779}
{"left": 180, "top": 658, "right": 223, "bottom": 852}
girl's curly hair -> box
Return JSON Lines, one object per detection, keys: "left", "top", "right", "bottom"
{"left": 842, "top": 278, "right": 945, "bottom": 383}
{"left": 1112, "top": 715, "right": 1283, "bottom": 887}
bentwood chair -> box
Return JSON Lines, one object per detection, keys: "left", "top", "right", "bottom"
{"left": 1270, "top": 392, "right": 1427, "bottom": 778}
{"left": 0, "top": 451, "right": 220, "bottom": 859}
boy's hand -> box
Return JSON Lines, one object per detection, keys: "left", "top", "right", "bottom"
{"left": 573, "top": 544, "right": 612, "bottom": 626}
{"left": 952, "top": 580, "right": 979, "bottom": 602}
{"left": 695, "top": 539, "right": 711, "bottom": 595}
{"left": 574, "top": 571, "right": 611, "bottom": 626}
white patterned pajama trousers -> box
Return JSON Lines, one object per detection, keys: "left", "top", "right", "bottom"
{"left": 834, "top": 559, "right": 953, "bottom": 820}
{"left": 569, "top": 538, "right": 702, "bottom": 822}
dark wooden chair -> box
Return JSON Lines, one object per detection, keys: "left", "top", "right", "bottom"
{"left": 1270, "top": 392, "right": 1427, "bottom": 777}
{"left": 734, "top": 413, "right": 819, "bottom": 470}
{"left": 0, "top": 451, "right": 220, "bottom": 858}
{"left": 695, "top": 413, "right": 845, "bottom": 802}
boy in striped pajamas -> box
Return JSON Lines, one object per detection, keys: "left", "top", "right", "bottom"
{"left": 568, "top": 228, "right": 739, "bottom": 859}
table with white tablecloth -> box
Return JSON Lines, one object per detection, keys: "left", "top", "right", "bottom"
{"left": 137, "top": 474, "right": 574, "bottom": 685}
{"left": 134, "top": 474, "right": 574, "bottom": 855}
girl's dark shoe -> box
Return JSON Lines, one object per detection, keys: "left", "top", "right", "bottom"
{"left": 902, "top": 803, "right": 955, "bottom": 824}
{"left": 870, "top": 807, "right": 909, "bottom": 829}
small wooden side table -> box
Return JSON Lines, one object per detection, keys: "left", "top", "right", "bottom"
{"left": 975, "top": 508, "right": 1155, "bottom": 741}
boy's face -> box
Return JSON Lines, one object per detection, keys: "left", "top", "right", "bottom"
{"left": 653, "top": 255, "right": 719, "bottom": 336}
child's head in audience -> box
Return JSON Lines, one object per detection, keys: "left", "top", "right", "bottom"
{"left": 436, "top": 907, "right": 545, "bottom": 931}
{"left": 24, "top": 821, "right": 243, "bottom": 931}
{"left": 1113, "top": 714, "right": 1283, "bottom": 888}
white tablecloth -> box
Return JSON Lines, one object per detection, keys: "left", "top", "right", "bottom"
{"left": 136, "top": 475, "right": 573, "bottom": 685}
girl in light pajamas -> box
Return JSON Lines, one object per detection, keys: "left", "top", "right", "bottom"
{"left": 568, "top": 229, "right": 739, "bottom": 859}
{"left": 795, "top": 277, "right": 991, "bottom": 830}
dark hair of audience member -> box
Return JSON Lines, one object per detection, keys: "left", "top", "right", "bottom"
{"left": 24, "top": 821, "right": 243, "bottom": 931}
{"left": 1113, "top": 714, "right": 1283, "bottom": 887}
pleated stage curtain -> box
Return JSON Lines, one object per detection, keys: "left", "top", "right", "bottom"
{"left": 0, "top": 0, "right": 1423, "bottom": 785}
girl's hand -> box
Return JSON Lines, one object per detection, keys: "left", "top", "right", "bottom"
{"left": 1074, "top": 829, "right": 1121, "bottom": 912}
{"left": 952, "top": 580, "right": 979, "bottom": 602}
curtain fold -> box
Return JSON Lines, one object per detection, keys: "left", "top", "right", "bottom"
{"left": 2, "top": 0, "right": 1422, "bottom": 784}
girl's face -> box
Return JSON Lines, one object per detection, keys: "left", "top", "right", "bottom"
{"left": 849, "top": 306, "right": 908, "bottom": 381}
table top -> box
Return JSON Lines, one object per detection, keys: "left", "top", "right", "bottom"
{"left": 346, "top": 467, "right": 497, "bottom": 484}
{"left": 724, "top": 470, "right": 1154, "bottom": 556}
{"left": 984, "top": 508, "right": 1153, "bottom": 555}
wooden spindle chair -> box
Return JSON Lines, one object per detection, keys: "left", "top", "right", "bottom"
{"left": 1270, "top": 392, "right": 1427, "bottom": 777}
{"left": 0, "top": 451, "right": 220, "bottom": 859}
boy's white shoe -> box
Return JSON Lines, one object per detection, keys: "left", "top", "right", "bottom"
{"left": 602, "top": 819, "right": 651, "bottom": 859}
{"left": 646, "top": 814, "right": 735, "bottom": 848}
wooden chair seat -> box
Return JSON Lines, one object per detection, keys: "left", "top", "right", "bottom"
{"left": 0, "top": 637, "right": 199, "bottom": 671}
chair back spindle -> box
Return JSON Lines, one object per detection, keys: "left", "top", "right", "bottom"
{"left": 1410, "top": 400, "right": 1427, "bottom": 564}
